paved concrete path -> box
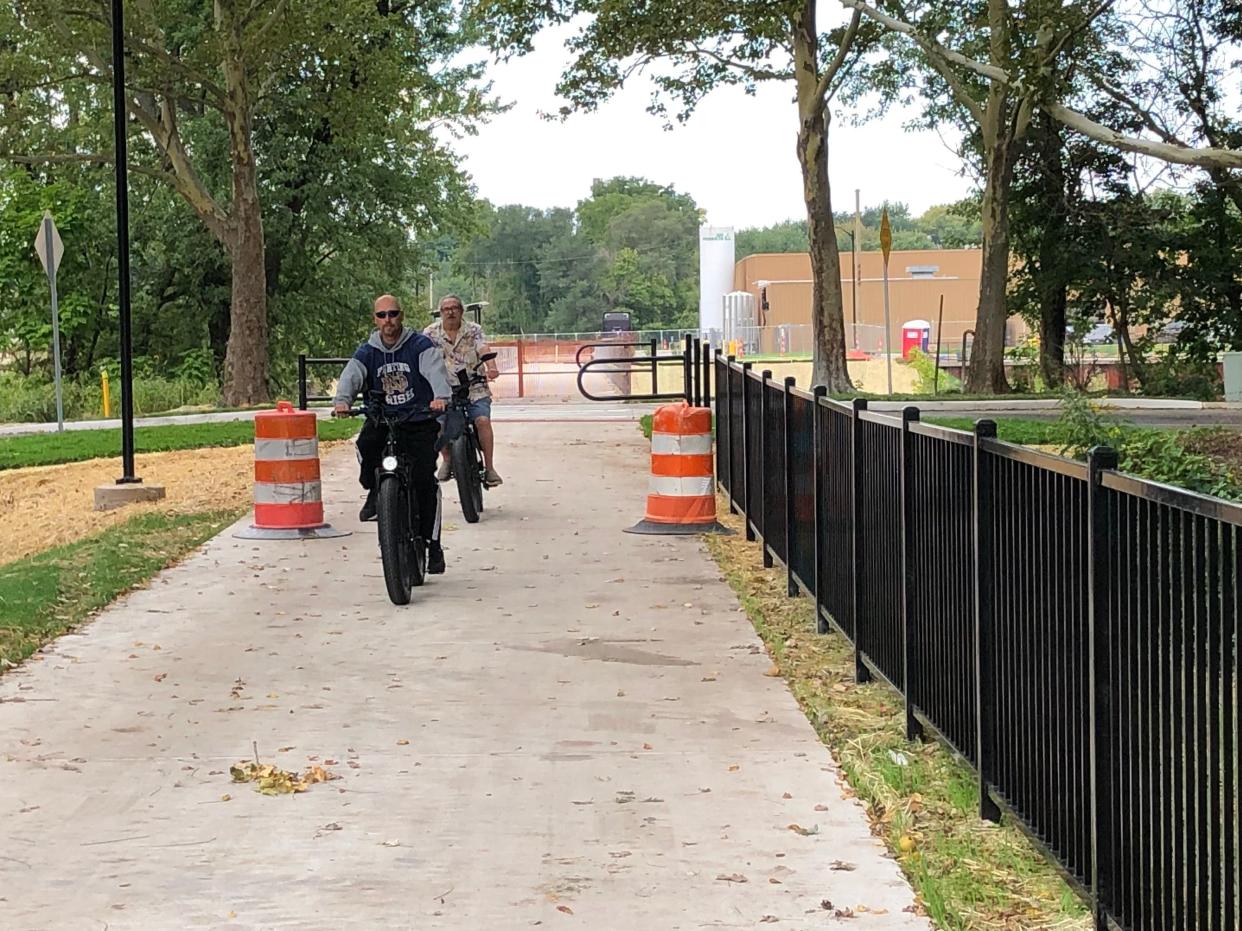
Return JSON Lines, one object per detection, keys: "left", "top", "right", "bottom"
{"left": 0, "top": 424, "right": 927, "bottom": 930}
{"left": 0, "top": 401, "right": 654, "bottom": 437}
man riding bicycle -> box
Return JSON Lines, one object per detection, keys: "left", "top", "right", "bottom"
{"left": 424, "top": 295, "right": 503, "bottom": 486}
{"left": 333, "top": 294, "right": 452, "bottom": 574}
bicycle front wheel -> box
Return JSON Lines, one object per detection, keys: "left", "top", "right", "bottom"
{"left": 377, "top": 477, "right": 413, "bottom": 605}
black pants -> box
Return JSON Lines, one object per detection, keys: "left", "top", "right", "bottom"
{"left": 356, "top": 418, "right": 441, "bottom": 544}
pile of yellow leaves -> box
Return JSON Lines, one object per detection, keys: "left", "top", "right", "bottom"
{"left": 230, "top": 761, "right": 337, "bottom": 796}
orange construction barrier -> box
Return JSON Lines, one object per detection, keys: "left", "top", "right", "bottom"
{"left": 626, "top": 400, "right": 728, "bottom": 535}
{"left": 235, "top": 401, "right": 348, "bottom": 540}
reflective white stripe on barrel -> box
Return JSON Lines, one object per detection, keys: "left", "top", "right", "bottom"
{"left": 254, "top": 482, "right": 323, "bottom": 505}
{"left": 648, "top": 475, "right": 715, "bottom": 497}
{"left": 651, "top": 432, "right": 712, "bottom": 456}
{"left": 254, "top": 437, "right": 319, "bottom": 461}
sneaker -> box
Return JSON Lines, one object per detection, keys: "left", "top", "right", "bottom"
{"left": 359, "top": 490, "right": 377, "bottom": 522}
{"left": 436, "top": 459, "right": 452, "bottom": 482}
{"left": 484, "top": 467, "right": 503, "bottom": 487}
{"left": 427, "top": 542, "right": 446, "bottom": 575}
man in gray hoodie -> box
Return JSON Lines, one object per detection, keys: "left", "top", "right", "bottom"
{"left": 333, "top": 294, "right": 453, "bottom": 573}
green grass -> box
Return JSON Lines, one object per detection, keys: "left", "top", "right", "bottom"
{"left": 0, "top": 509, "right": 244, "bottom": 670}
{"left": 0, "top": 418, "right": 360, "bottom": 471}
{"left": 924, "top": 416, "right": 1062, "bottom": 446}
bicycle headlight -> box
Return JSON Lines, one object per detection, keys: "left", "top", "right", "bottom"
{"left": 381, "top": 455, "right": 399, "bottom": 472}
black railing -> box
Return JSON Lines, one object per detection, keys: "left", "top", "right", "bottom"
{"left": 297, "top": 355, "right": 351, "bottom": 409}
{"left": 713, "top": 352, "right": 1240, "bottom": 931}
{"left": 574, "top": 334, "right": 713, "bottom": 404}
{"left": 298, "top": 336, "right": 716, "bottom": 409}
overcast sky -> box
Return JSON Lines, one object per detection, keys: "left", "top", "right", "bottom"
{"left": 452, "top": 24, "right": 977, "bottom": 231}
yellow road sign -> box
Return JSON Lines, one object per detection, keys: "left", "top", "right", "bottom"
{"left": 879, "top": 207, "right": 892, "bottom": 263}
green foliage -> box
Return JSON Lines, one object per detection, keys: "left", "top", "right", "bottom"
{"left": 0, "top": 417, "right": 359, "bottom": 470}
{"left": 435, "top": 177, "right": 702, "bottom": 334}
{"left": 906, "top": 348, "right": 962, "bottom": 393}
{"left": 736, "top": 220, "right": 810, "bottom": 257}
{"left": 736, "top": 200, "right": 982, "bottom": 260}
{"left": 1, "top": 0, "right": 491, "bottom": 397}
{"left": 0, "top": 510, "right": 242, "bottom": 669}
{"left": 0, "top": 371, "right": 221, "bottom": 424}
{"left": 1055, "top": 393, "right": 1239, "bottom": 498}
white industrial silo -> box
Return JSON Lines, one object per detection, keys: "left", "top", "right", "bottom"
{"left": 699, "top": 226, "right": 735, "bottom": 339}
{"left": 721, "top": 291, "right": 756, "bottom": 345}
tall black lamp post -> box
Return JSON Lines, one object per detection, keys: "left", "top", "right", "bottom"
{"left": 110, "top": 0, "right": 138, "bottom": 483}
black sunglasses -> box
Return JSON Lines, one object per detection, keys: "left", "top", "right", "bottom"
{"left": 374, "top": 310, "right": 401, "bottom": 319}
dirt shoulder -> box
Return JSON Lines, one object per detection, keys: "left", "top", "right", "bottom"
{"left": 0, "top": 441, "right": 351, "bottom": 567}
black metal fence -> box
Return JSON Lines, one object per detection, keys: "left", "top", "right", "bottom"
{"left": 714, "top": 354, "right": 1239, "bottom": 931}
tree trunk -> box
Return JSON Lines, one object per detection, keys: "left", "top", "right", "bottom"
{"left": 967, "top": 139, "right": 1015, "bottom": 394}
{"left": 1038, "top": 282, "right": 1067, "bottom": 388}
{"left": 800, "top": 124, "right": 852, "bottom": 392}
{"left": 222, "top": 169, "right": 270, "bottom": 405}
{"left": 1034, "top": 115, "right": 1068, "bottom": 388}
{"left": 219, "top": 10, "right": 269, "bottom": 406}
{"left": 793, "top": 0, "right": 852, "bottom": 393}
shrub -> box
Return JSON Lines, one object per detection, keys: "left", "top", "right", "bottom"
{"left": 0, "top": 371, "right": 221, "bottom": 423}
{"left": 905, "top": 348, "right": 962, "bottom": 394}
{"left": 1055, "top": 392, "right": 1239, "bottom": 499}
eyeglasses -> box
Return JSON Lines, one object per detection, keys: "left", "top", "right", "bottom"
{"left": 441, "top": 306, "right": 463, "bottom": 313}
{"left": 374, "top": 310, "right": 401, "bottom": 319}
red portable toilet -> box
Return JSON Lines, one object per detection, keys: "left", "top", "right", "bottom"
{"left": 901, "top": 319, "right": 932, "bottom": 359}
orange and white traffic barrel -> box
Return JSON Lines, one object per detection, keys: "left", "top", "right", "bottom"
{"left": 235, "top": 401, "right": 349, "bottom": 540}
{"left": 626, "top": 400, "right": 728, "bottom": 535}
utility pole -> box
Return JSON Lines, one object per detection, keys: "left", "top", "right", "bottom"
{"left": 880, "top": 206, "right": 893, "bottom": 395}
{"left": 853, "top": 189, "right": 862, "bottom": 350}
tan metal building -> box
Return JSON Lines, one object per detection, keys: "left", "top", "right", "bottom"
{"left": 732, "top": 249, "right": 1028, "bottom": 356}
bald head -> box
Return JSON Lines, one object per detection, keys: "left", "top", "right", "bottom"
{"left": 374, "top": 294, "right": 401, "bottom": 314}
{"left": 372, "top": 293, "right": 404, "bottom": 345}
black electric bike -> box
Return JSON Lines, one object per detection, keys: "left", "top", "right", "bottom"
{"left": 337, "top": 391, "right": 433, "bottom": 605}
{"left": 447, "top": 351, "right": 497, "bottom": 525}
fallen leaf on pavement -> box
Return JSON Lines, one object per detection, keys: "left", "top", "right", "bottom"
{"left": 830, "top": 860, "right": 856, "bottom": 871}
{"left": 229, "top": 760, "right": 338, "bottom": 795}
{"left": 716, "top": 873, "right": 748, "bottom": 883}
{"left": 397, "top": 739, "right": 410, "bottom": 746}
{"left": 787, "top": 823, "right": 819, "bottom": 836}
{"left": 764, "top": 664, "right": 780, "bottom": 677}
{"left": 556, "top": 905, "right": 574, "bottom": 915}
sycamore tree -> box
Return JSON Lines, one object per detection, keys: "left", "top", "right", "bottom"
{"left": 1, "top": 0, "right": 491, "bottom": 404}
{"left": 842, "top": 0, "right": 1242, "bottom": 392}
{"left": 473, "top": 0, "right": 871, "bottom": 391}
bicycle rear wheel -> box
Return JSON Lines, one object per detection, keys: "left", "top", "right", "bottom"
{"left": 451, "top": 435, "right": 482, "bottom": 523}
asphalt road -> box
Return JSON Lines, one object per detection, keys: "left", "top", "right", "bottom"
{"left": 926, "top": 409, "right": 1242, "bottom": 429}
{"left": 0, "top": 401, "right": 657, "bottom": 437}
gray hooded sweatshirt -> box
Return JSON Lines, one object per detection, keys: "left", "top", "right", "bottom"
{"left": 333, "top": 327, "right": 452, "bottom": 419}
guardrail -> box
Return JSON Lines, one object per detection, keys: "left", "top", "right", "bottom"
{"left": 715, "top": 352, "right": 1239, "bottom": 931}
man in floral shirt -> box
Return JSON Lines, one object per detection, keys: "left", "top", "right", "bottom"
{"left": 424, "top": 295, "right": 503, "bottom": 486}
